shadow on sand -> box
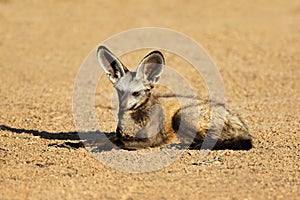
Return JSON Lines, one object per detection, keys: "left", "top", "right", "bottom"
{"left": 0, "top": 124, "right": 115, "bottom": 149}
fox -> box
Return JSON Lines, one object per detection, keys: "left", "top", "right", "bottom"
{"left": 96, "top": 46, "right": 252, "bottom": 150}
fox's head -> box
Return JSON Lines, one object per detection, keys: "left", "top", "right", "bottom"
{"left": 97, "top": 46, "right": 165, "bottom": 138}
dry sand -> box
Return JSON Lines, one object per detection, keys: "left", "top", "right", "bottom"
{"left": 0, "top": 0, "right": 299, "bottom": 199}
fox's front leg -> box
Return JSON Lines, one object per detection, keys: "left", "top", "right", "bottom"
{"left": 113, "top": 129, "right": 168, "bottom": 150}
{"left": 83, "top": 135, "right": 150, "bottom": 150}
{"left": 112, "top": 137, "right": 153, "bottom": 150}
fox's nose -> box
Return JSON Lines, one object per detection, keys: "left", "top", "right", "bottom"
{"left": 119, "top": 94, "right": 134, "bottom": 111}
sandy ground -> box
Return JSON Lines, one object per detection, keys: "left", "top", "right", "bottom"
{"left": 0, "top": 0, "right": 299, "bottom": 199}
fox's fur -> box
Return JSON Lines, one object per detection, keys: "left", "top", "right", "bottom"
{"left": 97, "top": 46, "right": 252, "bottom": 150}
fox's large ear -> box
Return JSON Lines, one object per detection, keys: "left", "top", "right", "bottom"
{"left": 136, "top": 51, "right": 164, "bottom": 83}
{"left": 97, "top": 46, "right": 128, "bottom": 84}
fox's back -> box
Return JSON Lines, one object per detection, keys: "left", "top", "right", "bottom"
{"left": 153, "top": 84, "right": 251, "bottom": 149}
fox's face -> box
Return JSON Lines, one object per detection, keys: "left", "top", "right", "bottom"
{"left": 97, "top": 46, "right": 164, "bottom": 138}
{"left": 114, "top": 72, "right": 152, "bottom": 112}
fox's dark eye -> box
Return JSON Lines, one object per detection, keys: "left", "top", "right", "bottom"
{"left": 132, "top": 91, "right": 141, "bottom": 97}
